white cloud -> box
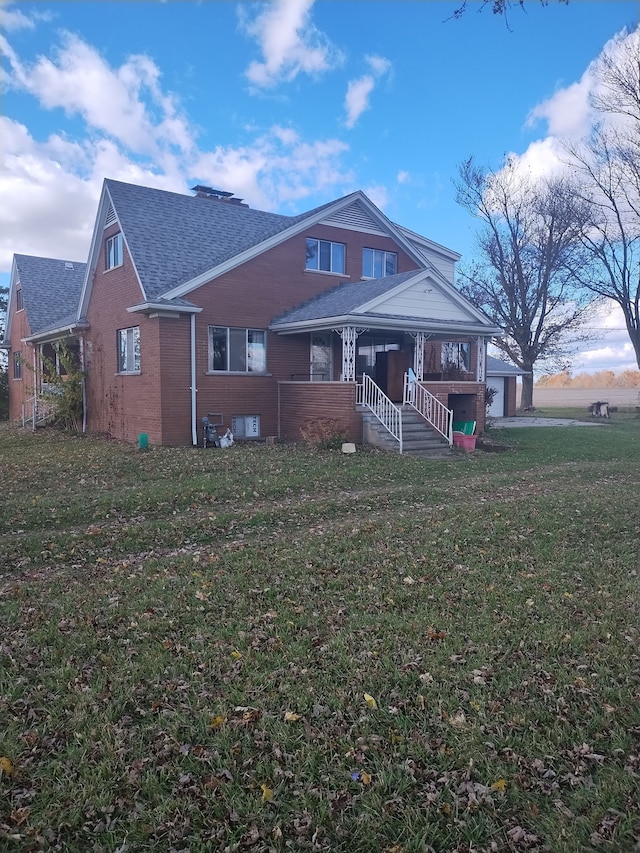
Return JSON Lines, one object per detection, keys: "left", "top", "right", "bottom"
{"left": 526, "top": 77, "right": 594, "bottom": 141}
{"left": 0, "top": 0, "right": 51, "bottom": 32}
{"left": 2, "top": 32, "right": 194, "bottom": 156}
{"left": 344, "top": 75, "right": 375, "bottom": 128}
{"left": 397, "top": 170, "right": 410, "bottom": 185}
{"left": 344, "top": 53, "right": 392, "bottom": 129}
{"left": 191, "top": 132, "right": 352, "bottom": 210}
{"left": 240, "top": 0, "right": 343, "bottom": 88}
{"left": 363, "top": 184, "right": 389, "bottom": 211}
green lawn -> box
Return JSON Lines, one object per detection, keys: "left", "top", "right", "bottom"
{"left": 1, "top": 420, "right": 639, "bottom": 852}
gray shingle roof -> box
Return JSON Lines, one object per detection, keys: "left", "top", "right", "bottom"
{"left": 105, "top": 180, "right": 315, "bottom": 299}
{"left": 487, "top": 355, "right": 527, "bottom": 375}
{"left": 14, "top": 255, "right": 86, "bottom": 336}
{"left": 271, "top": 270, "right": 422, "bottom": 326}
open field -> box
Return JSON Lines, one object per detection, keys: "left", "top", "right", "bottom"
{"left": 1, "top": 421, "right": 639, "bottom": 852}
{"left": 520, "top": 387, "right": 640, "bottom": 409}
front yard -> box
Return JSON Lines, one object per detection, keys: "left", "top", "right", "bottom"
{"left": 1, "top": 418, "right": 638, "bottom": 852}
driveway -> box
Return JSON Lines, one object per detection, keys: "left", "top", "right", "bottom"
{"left": 491, "top": 417, "right": 608, "bottom": 428}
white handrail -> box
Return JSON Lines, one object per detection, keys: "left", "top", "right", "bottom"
{"left": 404, "top": 374, "right": 453, "bottom": 445}
{"left": 357, "top": 374, "right": 403, "bottom": 453}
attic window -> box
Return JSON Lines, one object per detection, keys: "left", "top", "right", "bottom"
{"left": 362, "top": 248, "right": 397, "bottom": 279}
{"left": 16, "top": 288, "right": 24, "bottom": 311}
{"left": 305, "top": 238, "right": 345, "bottom": 274}
{"left": 106, "top": 233, "right": 123, "bottom": 270}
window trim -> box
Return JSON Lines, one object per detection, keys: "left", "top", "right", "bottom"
{"left": 106, "top": 233, "right": 123, "bottom": 271}
{"left": 362, "top": 248, "right": 398, "bottom": 279}
{"left": 208, "top": 326, "right": 267, "bottom": 374}
{"left": 117, "top": 326, "right": 140, "bottom": 374}
{"left": 305, "top": 238, "right": 346, "bottom": 275}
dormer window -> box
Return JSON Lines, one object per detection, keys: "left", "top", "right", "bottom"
{"left": 106, "top": 233, "right": 123, "bottom": 270}
{"left": 305, "top": 238, "right": 345, "bottom": 274}
{"left": 362, "top": 248, "right": 397, "bottom": 278}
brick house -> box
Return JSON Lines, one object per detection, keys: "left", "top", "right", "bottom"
{"left": 2, "top": 179, "right": 503, "bottom": 451}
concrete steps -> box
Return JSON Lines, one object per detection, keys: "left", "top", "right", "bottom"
{"left": 362, "top": 406, "right": 451, "bottom": 460}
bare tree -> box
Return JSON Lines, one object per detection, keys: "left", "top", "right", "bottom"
{"left": 566, "top": 27, "right": 640, "bottom": 368}
{"left": 451, "top": 0, "right": 568, "bottom": 21}
{"left": 455, "top": 157, "right": 596, "bottom": 408}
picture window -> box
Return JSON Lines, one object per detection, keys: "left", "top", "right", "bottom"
{"left": 208, "top": 327, "right": 266, "bottom": 373}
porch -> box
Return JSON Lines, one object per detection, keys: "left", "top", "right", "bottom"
{"left": 278, "top": 374, "right": 486, "bottom": 454}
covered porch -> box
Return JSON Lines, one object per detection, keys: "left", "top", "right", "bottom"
{"left": 270, "top": 267, "right": 501, "bottom": 452}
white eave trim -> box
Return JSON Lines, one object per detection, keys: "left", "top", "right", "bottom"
{"left": 24, "top": 321, "right": 89, "bottom": 345}
{"left": 127, "top": 302, "right": 202, "bottom": 316}
{"left": 271, "top": 314, "right": 501, "bottom": 336}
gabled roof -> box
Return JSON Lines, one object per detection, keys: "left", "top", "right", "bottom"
{"left": 272, "top": 271, "right": 420, "bottom": 325}
{"left": 103, "top": 179, "right": 306, "bottom": 300}
{"left": 4, "top": 255, "right": 86, "bottom": 343}
{"left": 271, "top": 269, "right": 501, "bottom": 336}
{"left": 79, "top": 180, "right": 463, "bottom": 317}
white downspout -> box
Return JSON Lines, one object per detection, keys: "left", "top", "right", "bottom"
{"left": 32, "top": 346, "right": 38, "bottom": 431}
{"left": 190, "top": 313, "right": 197, "bottom": 446}
{"left": 80, "top": 335, "right": 87, "bottom": 433}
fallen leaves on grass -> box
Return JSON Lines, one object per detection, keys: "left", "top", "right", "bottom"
{"left": 363, "top": 692, "right": 378, "bottom": 709}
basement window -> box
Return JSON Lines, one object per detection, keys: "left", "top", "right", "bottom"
{"left": 232, "top": 415, "right": 260, "bottom": 439}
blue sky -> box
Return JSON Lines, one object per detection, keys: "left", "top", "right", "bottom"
{"left": 1, "top": 0, "right": 638, "bottom": 372}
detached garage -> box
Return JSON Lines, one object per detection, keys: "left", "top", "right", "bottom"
{"left": 486, "top": 356, "right": 529, "bottom": 417}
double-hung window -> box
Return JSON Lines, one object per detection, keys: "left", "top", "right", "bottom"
{"left": 13, "top": 351, "right": 22, "bottom": 380}
{"left": 16, "top": 288, "right": 24, "bottom": 311}
{"left": 362, "top": 248, "right": 397, "bottom": 278}
{"left": 305, "top": 238, "right": 345, "bottom": 274}
{"left": 441, "top": 342, "right": 470, "bottom": 373}
{"left": 117, "top": 326, "right": 140, "bottom": 373}
{"left": 106, "top": 233, "right": 123, "bottom": 270}
{"left": 209, "top": 327, "right": 266, "bottom": 373}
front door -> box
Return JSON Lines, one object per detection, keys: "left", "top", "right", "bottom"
{"left": 310, "top": 333, "right": 332, "bottom": 381}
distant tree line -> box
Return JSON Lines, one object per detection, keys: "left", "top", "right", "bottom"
{"left": 536, "top": 369, "right": 640, "bottom": 389}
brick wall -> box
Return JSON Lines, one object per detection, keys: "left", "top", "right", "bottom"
{"left": 421, "top": 381, "right": 486, "bottom": 434}
{"left": 278, "top": 382, "right": 362, "bottom": 443}
{"left": 84, "top": 224, "right": 164, "bottom": 444}
{"left": 8, "top": 291, "right": 35, "bottom": 422}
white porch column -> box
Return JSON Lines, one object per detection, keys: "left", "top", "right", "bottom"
{"left": 333, "top": 326, "right": 366, "bottom": 381}
{"left": 476, "top": 336, "right": 486, "bottom": 382}
{"left": 413, "top": 331, "right": 425, "bottom": 381}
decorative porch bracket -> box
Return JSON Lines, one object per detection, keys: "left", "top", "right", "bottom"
{"left": 476, "top": 335, "right": 486, "bottom": 382}
{"left": 408, "top": 331, "right": 429, "bottom": 381}
{"left": 333, "top": 326, "right": 368, "bottom": 381}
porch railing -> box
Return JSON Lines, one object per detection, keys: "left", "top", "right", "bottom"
{"left": 21, "top": 396, "right": 57, "bottom": 431}
{"left": 404, "top": 373, "right": 453, "bottom": 445}
{"left": 357, "top": 374, "right": 403, "bottom": 453}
